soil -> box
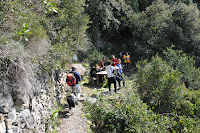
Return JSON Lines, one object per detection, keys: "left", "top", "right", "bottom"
{"left": 57, "top": 102, "right": 88, "bottom": 133}
{"left": 57, "top": 86, "right": 89, "bottom": 133}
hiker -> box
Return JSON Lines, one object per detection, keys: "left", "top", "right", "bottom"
{"left": 111, "top": 55, "right": 118, "bottom": 66}
{"left": 116, "top": 59, "right": 125, "bottom": 89}
{"left": 123, "top": 52, "right": 131, "bottom": 71}
{"left": 106, "top": 61, "right": 118, "bottom": 93}
{"left": 99, "top": 56, "right": 106, "bottom": 70}
{"left": 90, "top": 64, "right": 101, "bottom": 78}
{"left": 71, "top": 67, "right": 82, "bottom": 100}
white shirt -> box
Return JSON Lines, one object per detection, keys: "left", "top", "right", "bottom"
{"left": 106, "top": 65, "right": 118, "bottom": 78}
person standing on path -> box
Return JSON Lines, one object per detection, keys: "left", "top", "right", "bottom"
{"left": 106, "top": 61, "right": 118, "bottom": 93}
{"left": 111, "top": 55, "right": 118, "bottom": 67}
{"left": 71, "top": 67, "right": 82, "bottom": 100}
{"left": 116, "top": 59, "right": 125, "bottom": 89}
{"left": 123, "top": 52, "right": 131, "bottom": 72}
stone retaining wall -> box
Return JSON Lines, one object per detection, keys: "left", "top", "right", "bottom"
{"left": 0, "top": 76, "right": 68, "bottom": 133}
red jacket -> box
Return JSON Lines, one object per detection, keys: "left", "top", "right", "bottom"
{"left": 111, "top": 58, "right": 118, "bottom": 66}
{"left": 99, "top": 60, "right": 105, "bottom": 68}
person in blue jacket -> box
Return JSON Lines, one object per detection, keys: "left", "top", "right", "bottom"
{"left": 116, "top": 59, "right": 125, "bottom": 89}
{"left": 71, "top": 67, "right": 82, "bottom": 100}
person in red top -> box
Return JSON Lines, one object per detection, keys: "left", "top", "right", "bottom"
{"left": 99, "top": 56, "right": 106, "bottom": 70}
{"left": 111, "top": 55, "right": 118, "bottom": 66}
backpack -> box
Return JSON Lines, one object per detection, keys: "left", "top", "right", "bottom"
{"left": 116, "top": 72, "right": 123, "bottom": 81}
{"left": 66, "top": 72, "right": 76, "bottom": 86}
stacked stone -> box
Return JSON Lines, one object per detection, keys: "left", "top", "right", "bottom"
{"left": 0, "top": 80, "right": 67, "bottom": 133}
{"left": 0, "top": 64, "right": 87, "bottom": 133}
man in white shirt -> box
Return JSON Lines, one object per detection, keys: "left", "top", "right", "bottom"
{"left": 106, "top": 61, "right": 118, "bottom": 93}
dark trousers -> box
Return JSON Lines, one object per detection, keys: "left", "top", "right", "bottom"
{"left": 108, "top": 77, "right": 117, "bottom": 92}
{"left": 124, "top": 63, "right": 130, "bottom": 71}
{"left": 116, "top": 72, "right": 125, "bottom": 87}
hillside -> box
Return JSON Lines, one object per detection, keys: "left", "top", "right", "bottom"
{"left": 1, "top": 0, "right": 200, "bottom": 132}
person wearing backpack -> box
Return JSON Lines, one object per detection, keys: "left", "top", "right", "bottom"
{"left": 68, "top": 67, "right": 82, "bottom": 100}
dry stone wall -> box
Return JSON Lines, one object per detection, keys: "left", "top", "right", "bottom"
{"left": 0, "top": 75, "right": 68, "bottom": 133}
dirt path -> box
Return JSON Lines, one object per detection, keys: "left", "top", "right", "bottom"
{"left": 57, "top": 102, "right": 88, "bottom": 133}
{"left": 57, "top": 86, "right": 89, "bottom": 133}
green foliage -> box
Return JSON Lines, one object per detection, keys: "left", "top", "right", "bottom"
{"left": 43, "top": 0, "right": 58, "bottom": 13}
{"left": 135, "top": 56, "right": 182, "bottom": 113}
{"left": 85, "top": 66, "right": 200, "bottom": 132}
{"left": 84, "top": 88, "right": 200, "bottom": 132}
{"left": 86, "top": 47, "right": 104, "bottom": 66}
{"left": 86, "top": 0, "right": 200, "bottom": 63}
{"left": 17, "top": 23, "right": 32, "bottom": 41}
{"left": 163, "top": 46, "right": 200, "bottom": 90}
{"left": 46, "top": 109, "right": 60, "bottom": 133}
{"left": 0, "top": 0, "right": 90, "bottom": 75}
{"left": 129, "top": 0, "right": 200, "bottom": 59}
{"left": 49, "top": 0, "right": 90, "bottom": 46}
{"left": 134, "top": 53, "right": 200, "bottom": 124}
{"left": 86, "top": 0, "right": 133, "bottom": 47}
{"left": 165, "top": 0, "right": 193, "bottom": 4}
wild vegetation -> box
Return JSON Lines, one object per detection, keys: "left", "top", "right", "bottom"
{"left": 84, "top": 0, "right": 200, "bottom": 132}
{"left": 85, "top": 50, "right": 200, "bottom": 132}
{"left": 1, "top": 0, "right": 200, "bottom": 132}
{"left": 86, "top": 0, "right": 200, "bottom": 63}
{"left": 0, "top": 0, "right": 89, "bottom": 94}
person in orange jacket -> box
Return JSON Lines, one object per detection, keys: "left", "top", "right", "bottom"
{"left": 123, "top": 52, "right": 131, "bottom": 71}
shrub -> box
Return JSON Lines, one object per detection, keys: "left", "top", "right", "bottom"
{"left": 84, "top": 79, "right": 200, "bottom": 133}
{"left": 163, "top": 46, "right": 200, "bottom": 90}
{"left": 135, "top": 56, "right": 182, "bottom": 113}
{"left": 86, "top": 47, "right": 104, "bottom": 67}
{"left": 85, "top": 89, "right": 176, "bottom": 132}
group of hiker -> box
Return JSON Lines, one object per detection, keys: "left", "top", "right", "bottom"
{"left": 66, "top": 52, "right": 131, "bottom": 104}
{"left": 90, "top": 52, "right": 131, "bottom": 93}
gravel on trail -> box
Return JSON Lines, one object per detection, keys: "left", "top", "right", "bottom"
{"left": 57, "top": 102, "right": 88, "bottom": 133}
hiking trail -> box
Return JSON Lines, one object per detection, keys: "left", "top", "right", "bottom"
{"left": 57, "top": 85, "right": 90, "bottom": 133}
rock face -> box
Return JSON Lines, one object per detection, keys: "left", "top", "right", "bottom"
{"left": 0, "top": 75, "right": 68, "bottom": 133}
{"left": 70, "top": 63, "right": 87, "bottom": 76}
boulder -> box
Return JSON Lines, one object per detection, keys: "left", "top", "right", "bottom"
{"left": 6, "top": 119, "right": 12, "bottom": 129}
{"left": 14, "top": 98, "right": 24, "bottom": 112}
{"left": 87, "top": 97, "right": 97, "bottom": 104}
{"left": 70, "top": 63, "right": 86, "bottom": 76}
{"left": 0, "top": 114, "right": 4, "bottom": 122}
{"left": 31, "top": 98, "right": 36, "bottom": 112}
{"left": 0, "top": 121, "right": 6, "bottom": 133}
{"left": 8, "top": 108, "right": 17, "bottom": 122}
{"left": 0, "top": 93, "right": 14, "bottom": 110}
{"left": 11, "top": 126, "right": 20, "bottom": 133}
{"left": 18, "top": 109, "right": 34, "bottom": 129}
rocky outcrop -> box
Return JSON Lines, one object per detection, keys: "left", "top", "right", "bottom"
{"left": 70, "top": 63, "right": 87, "bottom": 76}
{"left": 0, "top": 75, "right": 68, "bottom": 133}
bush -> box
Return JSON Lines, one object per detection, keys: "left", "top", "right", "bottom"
{"left": 163, "top": 46, "right": 200, "bottom": 90}
{"left": 84, "top": 78, "right": 200, "bottom": 133}
{"left": 86, "top": 47, "right": 104, "bottom": 67}
{"left": 85, "top": 89, "right": 179, "bottom": 132}
{"left": 135, "top": 56, "right": 182, "bottom": 113}
{"left": 134, "top": 54, "right": 200, "bottom": 119}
